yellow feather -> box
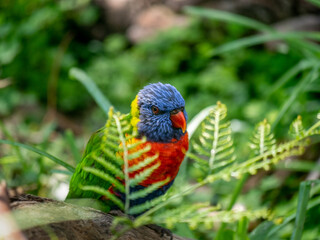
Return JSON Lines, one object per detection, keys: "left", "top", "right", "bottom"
{"left": 130, "top": 95, "right": 140, "bottom": 131}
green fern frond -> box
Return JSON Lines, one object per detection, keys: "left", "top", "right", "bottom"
{"left": 82, "top": 167, "right": 125, "bottom": 192}
{"left": 136, "top": 112, "right": 320, "bottom": 227}
{"left": 204, "top": 115, "right": 318, "bottom": 183}
{"left": 289, "top": 115, "right": 305, "bottom": 138}
{"left": 129, "top": 162, "right": 161, "bottom": 187}
{"left": 129, "top": 194, "right": 166, "bottom": 216}
{"left": 128, "top": 154, "right": 159, "bottom": 172}
{"left": 188, "top": 101, "right": 235, "bottom": 175}
{"left": 91, "top": 154, "right": 124, "bottom": 178}
{"left": 181, "top": 208, "right": 270, "bottom": 229}
{"left": 100, "top": 148, "right": 123, "bottom": 166}
{"left": 249, "top": 119, "right": 276, "bottom": 155}
{"left": 127, "top": 145, "right": 151, "bottom": 160}
{"left": 127, "top": 137, "right": 147, "bottom": 150}
{"left": 129, "top": 178, "right": 170, "bottom": 200}
{"left": 81, "top": 185, "right": 124, "bottom": 210}
{"left": 149, "top": 202, "right": 269, "bottom": 230}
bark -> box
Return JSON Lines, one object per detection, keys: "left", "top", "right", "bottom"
{"left": 2, "top": 192, "right": 190, "bottom": 240}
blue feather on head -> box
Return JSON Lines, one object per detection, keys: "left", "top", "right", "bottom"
{"left": 136, "top": 82, "right": 187, "bottom": 143}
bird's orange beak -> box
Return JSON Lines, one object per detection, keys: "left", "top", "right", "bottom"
{"left": 170, "top": 110, "right": 187, "bottom": 133}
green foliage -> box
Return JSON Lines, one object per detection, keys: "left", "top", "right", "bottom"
{"left": 249, "top": 119, "right": 276, "bottom": 156}
{"left": 188, "top": 102, "right": 235, "bottom": 177}
{"left": 128, "top": 103, "right": 320, "bottom": 239}
{"left": 0, "top": 138, "right": 75, "bottom": 173}
{"left": 0, "top": 0, "right": 99, "bottom": 113}
{"left": 69, "top": 68, "right": 113, "bottom": 116}
{"left": 291, "top": 181, "right": 311, "bottom": 240}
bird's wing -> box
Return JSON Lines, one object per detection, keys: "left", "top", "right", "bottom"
{"left": 66, "top": 127, "right": 111, "bottom": 200}
{"left": 66, "top": 113, "right": 132, "bottom": 200}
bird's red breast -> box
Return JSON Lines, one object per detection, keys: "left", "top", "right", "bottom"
{"left": 128, "top": 133, "right": 189, "bottom": 186}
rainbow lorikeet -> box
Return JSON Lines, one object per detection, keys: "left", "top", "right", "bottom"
{"left": 66, "top": 83, "right": 188, "bottom": 214}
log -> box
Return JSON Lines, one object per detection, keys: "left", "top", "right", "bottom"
{"left": 0, "top": 186, "right": 190, "bottom": 240}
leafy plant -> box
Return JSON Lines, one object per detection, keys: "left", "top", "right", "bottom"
{"left": 188, "top": 102, "right": 235, "bottom": 177}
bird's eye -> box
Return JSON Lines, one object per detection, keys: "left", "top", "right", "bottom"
{"left": 151, "top": 106, "right": 160, "bottom": 115}
{"left": 171, "top": 109, "right": 179, "bottom": 115}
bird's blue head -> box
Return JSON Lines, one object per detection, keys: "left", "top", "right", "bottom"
{"left": 130, "top": 83, "right": 187, "bottom": 143}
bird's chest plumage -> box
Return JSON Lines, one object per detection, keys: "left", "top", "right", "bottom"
{"left": 128, "top": 133, "right": 189, "bottom": 186}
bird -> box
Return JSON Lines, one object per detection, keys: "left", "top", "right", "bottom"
{"left": 66, "top": 82, "right": 188, "bottom": 215}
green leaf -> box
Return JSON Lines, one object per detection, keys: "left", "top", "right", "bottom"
{"left": 65, "top": 129, "right": 82, "bottom": 164}
{"left": 129, "top": 178, "right": 170, "bottom": 200}
{"left": 272, "top": 67, "right": 319, "bottom": 129}
{"left": 250, "top": 119, "right": 276, "bottom": 155}
{"left": 250, "top": 221, "right": 274, "bottom": 240}
{"left": 210, "top": 32, "right": 320, "bottom": 57}
{"left": 289, "top": 116, "right": 305, "bottom": 138}
{"left": 80, "top": 185, "right": 124, "bottom": 210}
{"left": 128, "top": 154, "right": 158, "bottom": 172}
{"left": 215, "top": 229, "right": 235, "bottom": 240}
{"left": 267, "top": 187, "right": 320, "bottom": 238}
{"left": 129, "top": 163, "right": 160, "bottom": 187}
{"left": 267, "top": 60, "right": 316, "bottom": 97}
{"left": 82, "top": 166, "right": 125, "bottom": 193}
{"left": 236, "top": 217, "right": 249, "bottom": 240}
{"left": 189, "top": 102, "right": 235, "bottom": 175}
{"left": 129, "top": 194, "right": 165, "bottom": 216}
{"left": 291, "top": 181, "right": 311, "bottom": 240}
{"left": 92, "top": 154, "right": 124, "bottom": 179}
{"left": 69, "top": 67, "right": 113, "bottom": 116}
{"left": 307, "top": 0, "right": 320, "bottom": 7}
{"left": 184, "top": 7, "right": 271, "bottom": 32}
{"left": 0, "top": 139, "right": 75, "bottom": 173}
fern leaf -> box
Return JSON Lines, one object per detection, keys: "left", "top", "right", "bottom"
{"left": 188, "top": 101, "right": 236, "bottom": 175}
{"left": 104, "top": 134, "right": 120, "bottom": 143}
{"left": 127, "top": 145, "right": 151, "bottom": 160}
{"left": 103, "top": 141, "right": 121, "bottom": 152}
{"left": 113, "top": 114, "right": 131, "bottom": 213}
{"left": 82, "top": 166, "right": 125, "bottom": 193}
{"left": 112, "top": 113, "right": 164, "bottom": 214}
{"left": 129, "top": 162, "right": 160, "bottom": 187}
{"left": 128, "top": 154, "right": 159, "bottom": 172}
{"left": 101, "top": 148, "right": 123, "bottom": 166}
{"left": 80, "top": 185, "right": 124, "bottom": 210}
{"left": 127, "top": 137, "right": 147, "bottom": 150}
{"left": 192, "top": 142, "right": 211, "bottom": 157}
{"left": 92, "top": 154, "right": 124, "bottom": 178}
{"left": 129, "top": 177, "right": 170, "bottom": 200}
{"left": 133, "top": 112, "right": 320, "bottom": 231}
{"left": 249, "top": 119, "right": 276, "bottom": 155}
{"left": 149, "top": 202, "right": 269, "bottom": 230}
{"left": 290, "top": 115, "right": 305, "bottom": 138}
{"left": 129, "top": 194, "right": 166, "bottom": 216}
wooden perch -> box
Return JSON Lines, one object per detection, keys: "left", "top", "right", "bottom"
{"left": 0, "top": 184, "right": 191, "bottom": 240}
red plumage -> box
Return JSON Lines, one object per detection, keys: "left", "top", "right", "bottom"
{"left": 128, "top": 133, "right": 189, "bottom": 186}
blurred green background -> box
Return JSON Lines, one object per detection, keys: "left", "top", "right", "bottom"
{"left": 1, "top": 0, "right": 320, "bottom": 239}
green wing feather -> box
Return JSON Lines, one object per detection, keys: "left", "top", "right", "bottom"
{"left": 66, "top": 127, "right": 110, "bottom": 200}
